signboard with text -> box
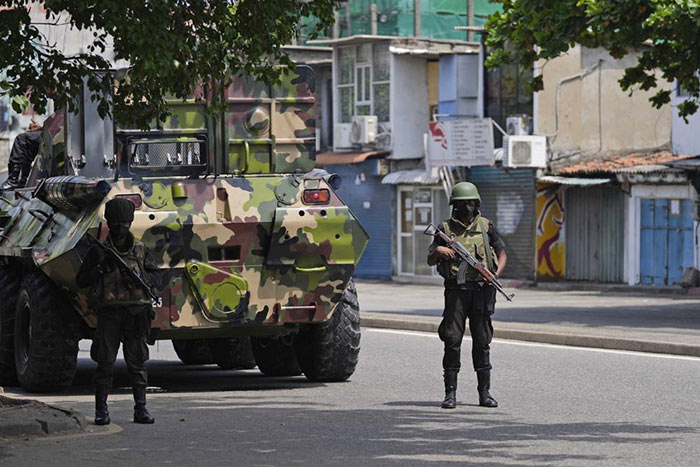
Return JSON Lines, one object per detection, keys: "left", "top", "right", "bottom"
{"left": 428, "top": 118, "right": 494, "bottom": 167}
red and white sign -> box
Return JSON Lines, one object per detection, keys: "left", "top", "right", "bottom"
{"left": 428, "top": 118, "right": 494, "bottom": 167}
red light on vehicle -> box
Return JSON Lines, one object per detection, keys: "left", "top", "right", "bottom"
{"left": 302, "top": 189, "right": 330, "bottom": 205}
{"left": 115, "top": 194, "right": 143, "bottom": 209}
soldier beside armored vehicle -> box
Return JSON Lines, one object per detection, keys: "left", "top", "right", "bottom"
{"left": 0, "top": 66, "right": 368, "bottom": 393}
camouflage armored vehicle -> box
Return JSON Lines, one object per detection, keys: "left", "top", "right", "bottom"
{"left": 0, "top": 66, "right": 369, "bottom": 392}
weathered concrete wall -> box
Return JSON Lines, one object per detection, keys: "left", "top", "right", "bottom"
{"left": 390, "top": 53, "right": 428, "bottom": 159}
{"left": 535, "top": 45, "right": 672, "bottom": 166}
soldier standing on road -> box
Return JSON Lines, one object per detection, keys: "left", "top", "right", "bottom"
{"left": 76, "top": 198, "right": 162, "bottom": 425}
{"left": 427, "top": 182, "right": 507, "bottom": 409}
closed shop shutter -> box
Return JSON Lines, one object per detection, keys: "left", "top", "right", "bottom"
{"left": 321, "top": 161, "right": 394, "bottom": 279}
{"left": 565, "top": 186, "right": 625, "bottom": 282}
{"left": 469, "top": 167, "right": 536, "bottom": 280}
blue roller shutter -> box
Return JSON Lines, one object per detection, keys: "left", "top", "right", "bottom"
{"left": 320, "top": 161, "right": 394, "bottom": 279}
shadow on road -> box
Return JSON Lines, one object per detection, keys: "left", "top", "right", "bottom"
{"left": 4, "top": 357, "right": 325, "bottom": 397}
{"left": 3, "top": 401, "right": 695, "bottom": 466}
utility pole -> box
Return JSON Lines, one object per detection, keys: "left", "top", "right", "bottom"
{"left": 345, "top": 2, "right": 351, "bottom": 37}
{"left": 371, "top": 3, "right": 377, "bottom": 35}
{"left": 333, "top": 9, "right": 340, "bottom": 39}
{"left": 467, "top": 0, "right": 474, "bottom": 42}
{"left": 414, "top": 0, "right": 421, "bottom": 37}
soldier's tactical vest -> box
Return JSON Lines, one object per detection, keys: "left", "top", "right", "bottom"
{"left": 95, "top": 238, "right": 151, "bottom": 307}
{"left": 437, "top": 215, "right": 498, "bottom": 282}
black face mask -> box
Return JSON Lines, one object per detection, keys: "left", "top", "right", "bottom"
{"left": 454, "top": 203, "right": 477, "bottom": 219}
{"left": 108, "top": 224, "right": 130, "bottom": 241}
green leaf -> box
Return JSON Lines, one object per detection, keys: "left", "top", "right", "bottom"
{"left": 11, "top": 95, "right": 29, "bottom": 114}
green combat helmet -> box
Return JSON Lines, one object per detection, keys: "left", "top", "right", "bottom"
{"left": 449, "top": 182, "right": 481, "bottom": 204}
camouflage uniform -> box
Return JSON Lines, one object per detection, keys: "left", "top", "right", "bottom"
{"left": 77, "top": 236, "right": 160, "bottom": 388}
{"left": 76, "top": 198, "right": 161, "bottom": 425}
{"left": 429, "top": 216, "right": 505, "bottom": 373}
{"left": 428, "top": 182, "right": 505, "bottom": 409}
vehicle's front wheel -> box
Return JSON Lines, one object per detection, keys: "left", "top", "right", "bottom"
{"left": 172, "top": 339, "right": 215, "bottom": 365}
{"left": 0, "top": 263, "right": 20, "bottom": 385}
{"left": 14, "top": 271, "right": 80, "bottom": 392}
{"left": 208, "top": 337, "right": 256, "bottom": 370}
{"left": 295, "top": 279, "right": 361, "bottom": 382}
{"left": 251, "top": 335, "right": 302, "bottom": 377}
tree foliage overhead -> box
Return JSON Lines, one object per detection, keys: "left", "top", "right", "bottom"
{"left": 485, "top": 0, "right": 700, "bottom": 118}
{"left": 0, "top": 0, "right": 337, "bottom": 128}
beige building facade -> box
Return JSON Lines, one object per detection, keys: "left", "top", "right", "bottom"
{"left": 535, "top": 45, "right": 672, "bottom": 169}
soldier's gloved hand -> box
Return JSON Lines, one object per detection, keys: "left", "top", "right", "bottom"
{"left": 100, "top": 254, "right": 117, "bottom": 273}
{"left": 81, "top": 246, "right": 103, "bottom": 271}
{"left": 435, "top": 246, "right": 456, "bottom": 261}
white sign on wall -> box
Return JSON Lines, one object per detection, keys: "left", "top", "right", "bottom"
{"left": 427, "top": 118, "right": 495, "bottom": 167}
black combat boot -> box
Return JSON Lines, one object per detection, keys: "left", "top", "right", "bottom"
{"left": 94, "top": 385, "right": 111, "bottom": 426}
{"left": 18, "top": 162, "right": 32, "bottom": 188}
{"left": 441, "top": 369, "right": 458, "bottom": 409}
{"left": 1, "top": 162, "right": 21, "bottom": 190}
{"left": 477, "top": 370, "right": 498, "bottom": 408}
{"left": 133, "top": 385, "right": 155, "bottom": 424}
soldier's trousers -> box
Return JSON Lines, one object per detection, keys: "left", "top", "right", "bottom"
{"left": 91, "top": 307, "right": 150, "bottom": 389}
{"left": 9, "top": 130, "right": 41, "bottom": 175}
{"left": 438, "top": 287, "right": 496, "bottom": 372}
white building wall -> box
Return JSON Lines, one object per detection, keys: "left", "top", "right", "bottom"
{"left": 390, "top": 54, "right": 428, "bottom": 159}
{"left": 672, "top": 92, "right": 700, "bottom": 155}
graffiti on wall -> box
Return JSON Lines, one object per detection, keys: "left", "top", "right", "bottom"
{"left": 536, "top": 183, "right": 565, "bottom": 278}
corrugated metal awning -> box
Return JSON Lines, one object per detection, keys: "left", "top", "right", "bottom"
{"left": 664, "top": 156, "right": 700, "bottom": 170}
{"left": 381, "top": 169, "right": 441, "bottom": 185}
{"left": 537, "top": 175, "right": 613, "bottom": 186}
{"left": 611, "top": 164, "right": 684, "bottom": 174}
{"left": 316, "top": 150, "right": 389, "bottom": 165}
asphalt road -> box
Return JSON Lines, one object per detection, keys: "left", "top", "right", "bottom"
{"left": 2, "top": 329, "right": 700, "bottom": 466}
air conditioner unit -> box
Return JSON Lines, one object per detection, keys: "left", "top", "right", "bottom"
{"left": 504, "top": 135, "right": 547, "bottom": 168}
{"left": 506, "top": 114, "right": 532, "bottom": 135}
{"left": 351, "top": 115, "right": 377, "bottom": 145}
{"left": 334, "top": 123, "right": 353, "bottom": 149}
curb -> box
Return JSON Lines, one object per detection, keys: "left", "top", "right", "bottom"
{"left": 370, "top": 278, "right": 693, "bottom": 297}
{"left": 361, "top": 315, "right": 700, "bottom": 358}
{"left": 0, "top": 395, "right": 86, "bottom": 440}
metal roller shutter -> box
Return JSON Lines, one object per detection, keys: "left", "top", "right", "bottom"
{"left": 565, "top": 186, "right": 625, "bottom": 282}
{"left": 469, "top": 167, "right": 536, "bottom": 280}
{"left": 322, "top": 161, "right": 395, "bottom": 279}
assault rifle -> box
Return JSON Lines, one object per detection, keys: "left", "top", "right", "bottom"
{"left": 424, "top": 224, "right": 514, "bottom": 302}
{"left": 86, "top": 235, "right": 160, "bottom": 302}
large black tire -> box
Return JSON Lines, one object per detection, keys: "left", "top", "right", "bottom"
{"left": 172, "top": 339, "right": 215, "bottom": 365}
{"left": 0, "top": 264, "right": 20, "bottom": 385}
{"left": 295, "top": 279, "right": 361, "bottom": 382}
{"left": 251, "top": 335, "right": 302, "bottom": 376}
{"left": 208, "top": 337, "right": 256, "bottom": 370}
{"left": 14, "top": 271, "right": 80, "bottom": 392}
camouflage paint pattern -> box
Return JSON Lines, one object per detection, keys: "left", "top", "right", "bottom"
{"left": 0, "top": 66, "right": 370, "bottom": 339}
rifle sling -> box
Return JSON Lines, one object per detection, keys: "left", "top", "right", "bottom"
{"left": 479, "top": 217, "right": 495, "bottom": 273}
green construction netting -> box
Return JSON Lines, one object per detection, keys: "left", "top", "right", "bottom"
{"left": 300, "top": 0, "right": 501, "bottom": 44}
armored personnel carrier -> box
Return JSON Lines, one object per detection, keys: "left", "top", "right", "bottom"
{"left": 0, "top": 67, "right": 369, "bottom": 392}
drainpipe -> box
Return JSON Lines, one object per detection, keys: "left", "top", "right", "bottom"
{"left": 547, "top": 60, "right": 602, "bottom": 144}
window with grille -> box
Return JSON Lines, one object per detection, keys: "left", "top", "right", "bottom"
{"left": 126, "top": 136, "right": 208, "bottom": 176}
